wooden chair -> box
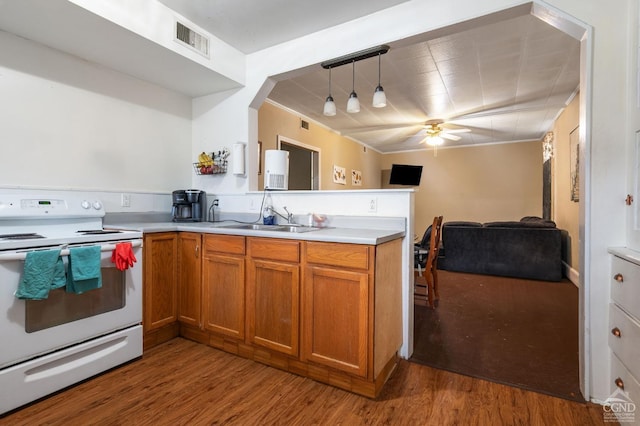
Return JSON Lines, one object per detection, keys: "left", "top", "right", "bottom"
{"left": 415, "top": 216, "right": 443, "bottom": 308}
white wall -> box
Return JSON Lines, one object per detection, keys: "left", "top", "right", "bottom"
{"left": 0, "top": 30, "right": 193, "bottom": 193}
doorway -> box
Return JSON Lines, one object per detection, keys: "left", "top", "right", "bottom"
{"left": 277, "top": 135, "right": 320, "bottom": 190}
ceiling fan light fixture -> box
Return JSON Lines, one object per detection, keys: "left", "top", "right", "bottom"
{"left": 426, "top": 135, "right": 444, "bottom": 146}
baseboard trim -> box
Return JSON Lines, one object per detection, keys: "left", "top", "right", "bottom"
{"left": 563, "top": 261, "right": 580, "bottom": 287}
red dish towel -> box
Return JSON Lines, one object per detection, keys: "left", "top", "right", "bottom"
{"left": 111, "top": 242, "right": 137, "bottom": 271}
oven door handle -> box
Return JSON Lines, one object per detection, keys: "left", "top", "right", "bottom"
{"left": 0, "top": 239, "right": 143, "bottom": 261}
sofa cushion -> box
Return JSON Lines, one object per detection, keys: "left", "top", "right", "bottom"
{"left": 520, "top": 216, "right": 557, "bottom": 227}
{"left": 484, "top": 221, "right": 528, "bottom": 228}
{"left": 443, "top": 221, "right": 482, "bottom": 227}
{"left": 484, "top": 220, "right": 556, "bottom": 229}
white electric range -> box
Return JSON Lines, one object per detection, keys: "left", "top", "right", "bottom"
{"left": 0, "top": 194, "right": 143, "bottom": 415}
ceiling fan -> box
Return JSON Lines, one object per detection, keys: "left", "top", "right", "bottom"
{"left": 420, "top": 120, "right": 470, "bottom": 146}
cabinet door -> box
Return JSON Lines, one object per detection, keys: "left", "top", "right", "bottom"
{"left": 247, "top": 258, "right": 300, "bottom": 356}
{"left": 302, "top": 265, "right": 369, "bottom": 377}
{"left": 202, "top": 253, "right": 245, "bottom": 339}
{"left": 143, "top": 233, "right": 178, "bottom": 332}
{"left": 178, "top": 232, "right": 202, "bottom": 327}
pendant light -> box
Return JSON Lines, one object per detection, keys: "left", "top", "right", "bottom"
{"left": 372, "top": 52, "right": 387, "bottom": 108}
{"left": 346, "top": 60, "right": 360, "bottom": 113}
{"left": 323, "top": 67, "right": 336, "bottom": 116}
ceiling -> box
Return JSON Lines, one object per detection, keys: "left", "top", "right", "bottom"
{"left": 137, "top": 2, "right": 581, "bottom": 153}
{"left": 161, "top": 0, "right": 580, "bottom": 153}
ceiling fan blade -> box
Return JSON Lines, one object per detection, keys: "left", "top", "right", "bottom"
{"left": 442, "top": 128, "right": 470, "bottom": 134}
{"left": 441, "top": 133, "right": 461, "bottom": 141}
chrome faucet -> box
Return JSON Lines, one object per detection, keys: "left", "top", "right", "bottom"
{"left": 283, "top": 206, "right": 294, "bottom": 224}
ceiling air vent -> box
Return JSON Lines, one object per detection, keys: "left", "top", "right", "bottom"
{"left": 175, "top": 21, "right": 210, "bottom": 58}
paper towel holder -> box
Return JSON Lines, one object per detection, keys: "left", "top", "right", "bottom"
{"left": 232, "top": 142, "right": 246, "bottom": 176}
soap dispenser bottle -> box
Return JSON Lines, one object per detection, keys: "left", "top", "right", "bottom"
{"left": 263, "top": 193, "right": 275, "bottom": 225}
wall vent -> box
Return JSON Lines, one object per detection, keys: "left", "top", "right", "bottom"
{"left": 175, "top": 21, "right": 210, "bottom": 58}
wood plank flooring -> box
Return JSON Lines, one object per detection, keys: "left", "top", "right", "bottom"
{"left": 1, "top": 338, "right": 610, "bottom": 425}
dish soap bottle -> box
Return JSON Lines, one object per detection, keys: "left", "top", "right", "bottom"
{"left": 263, "top": 193, "right": 275, "bottom": 225}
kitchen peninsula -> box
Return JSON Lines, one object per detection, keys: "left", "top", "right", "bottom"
{"left": 110, "top": 216, "right": 405, "bottom": 398}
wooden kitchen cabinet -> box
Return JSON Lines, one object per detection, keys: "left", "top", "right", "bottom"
{"left": 202, "top": 234, "right": 246, "bottom": 339}
{"left": 148, "top": 228, "right": 403, "bottom": 399}
{"left": 177, "top": 232, "right": 202, "bottom": 327}
{"left": 302, "top": 242, "right": 371, "bottom": 377}
{"left": 143, "top": 232, "right": 179, "bottom": 346}
{"left": 246, "top": 238, "right": 301, "bottom": 356}
{"left": 302, "top": 239, "right": 402, "bottom": 392}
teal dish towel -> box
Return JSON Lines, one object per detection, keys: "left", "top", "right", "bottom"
{"left": 66, "top": 246, "right": 102, "bottom": 294}
{"left": 15, "top": 249, "right": 64, "bottom": 300}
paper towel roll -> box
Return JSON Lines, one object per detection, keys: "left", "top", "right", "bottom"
{"left": 233, "top": 143, "right": 245, "bottom": 175}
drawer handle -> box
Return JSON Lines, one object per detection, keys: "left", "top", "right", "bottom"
{"left": 611, "top": 327, "right": 622, "bottom": 338}
{"left": 615, "top": 377, "right": 625, "bottom": 389}
{"left": 614, "top": 273, "right": 624, "bottom": 283}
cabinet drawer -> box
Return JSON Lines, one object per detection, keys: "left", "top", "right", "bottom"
{"left": 204, "top": 234, "right": 245, "bottom": 256}
{"left": 609, "top": 303, "right": 640, "bottom": 380}
{"left": 248, "top": 238, "right": 299, "bottom": 262}
{"left": 305, "top": 242, "right": 370, "bottom": 270}
{"left": 611, "top": 256, "right": 640, "bottom": 321}
{"left": 610, "top": 353, "right": 640, "bottom": 422}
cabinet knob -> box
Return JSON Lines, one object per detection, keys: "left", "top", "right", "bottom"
{"left": 615, "top": 377, "right": 625, "bottom": 389}
{"left": 195, "top": 245, "right": 199, "bottom": 258}
{"left": 613, "top": 273, "right": 624, "bottom": 283}
{"left": 611, "top": 327, "right": 622, "bottom": 338}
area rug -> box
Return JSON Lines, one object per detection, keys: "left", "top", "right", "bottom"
{"left": 410, "top": 270, "right": 584, "bottom": 402}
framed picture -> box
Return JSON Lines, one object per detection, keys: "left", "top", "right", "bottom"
{"left": 352, "top": 169, "right": 362, "bottom": 186}
{"left": 258, "top": 141, "right": 262, "bottom": 175}
{"left": 333, "top": 165, "right": 346, "bottom": 185}
{"left": 569, "top": 126, "right": 579, "bottom": 202}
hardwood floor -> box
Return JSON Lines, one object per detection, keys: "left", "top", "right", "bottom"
{"left": 1, "top": 338, "right": 610, "bottom": 425}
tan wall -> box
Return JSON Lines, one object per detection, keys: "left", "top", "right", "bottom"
{"left": 258, "top": 102, "right": 382, "bottom": 190}
{"left": 552, "top": 94, "right": 580, "bottom": 269}
{"left": 260, "top": 102, "right": 548, "bottom": 243}
{"left": 382, "top": 143, "right": 543, "bottom": 237}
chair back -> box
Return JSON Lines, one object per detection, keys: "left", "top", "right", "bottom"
{"left": 426, "top": 216, "right": 443, "bottom": 268}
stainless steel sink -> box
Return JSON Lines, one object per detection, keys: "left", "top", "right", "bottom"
{"left": 277, "top": 225, "right": 322, "bottom": 233}
{"left": 220, "top": 223, "right": 321, "bottom": 233}
{"left": 221, "top": 224, "right": 283, "bottom": 231}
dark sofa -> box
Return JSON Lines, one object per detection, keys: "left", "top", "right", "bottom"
{"left": 440, "top": 217, "right": 563, "bottom": 281}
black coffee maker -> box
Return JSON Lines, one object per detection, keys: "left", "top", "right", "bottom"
{"left": 172, "top": 189, "right": 207, "bottom": 222}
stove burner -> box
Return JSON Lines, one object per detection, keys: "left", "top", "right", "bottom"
{"left": 0, "top": 233, "right": 45, "bottom": 240}
{"left": 76, "top": 230, "right": 123, "bottom": 235}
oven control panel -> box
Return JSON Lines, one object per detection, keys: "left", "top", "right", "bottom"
{"left": 20, "top": 199, "right": 66, "bottom": 210}
{"left": 0, "top": 195, "right": 105, "bottom": 219}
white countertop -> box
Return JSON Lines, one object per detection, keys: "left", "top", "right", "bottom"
{"left": 106, "top": 220, "right": 405, "bottom": 245}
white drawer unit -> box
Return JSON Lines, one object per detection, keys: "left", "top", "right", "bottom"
{"left": 608, "top": 248, "right": 640, "bottom": 425}
{"left": 610, "top": 354, "right": 640, "bottom": 423}
{"left": 611, "top": 254, "right": 640, "bottom": 320}
{"left": 609, "top": 303, "right": 640, "bottom": 380}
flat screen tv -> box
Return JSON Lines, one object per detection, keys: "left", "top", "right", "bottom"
{"left": 389, "top": 164, "right": 423, "bottom": 186}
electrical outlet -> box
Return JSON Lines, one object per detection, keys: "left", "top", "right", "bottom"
{"left": 121, "top": 193, "right": 131, "bottom": 208}
{"left": 368, "top": 198, "right": 377, "bottom": 213}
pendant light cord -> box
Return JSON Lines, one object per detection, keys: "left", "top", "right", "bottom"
{"left": 352, "top": 60, "right": 355, "bottom": 92}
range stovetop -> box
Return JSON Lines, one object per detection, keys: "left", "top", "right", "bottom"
{"left": 0, "top": 194, "right": 142, "bottom": 251}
